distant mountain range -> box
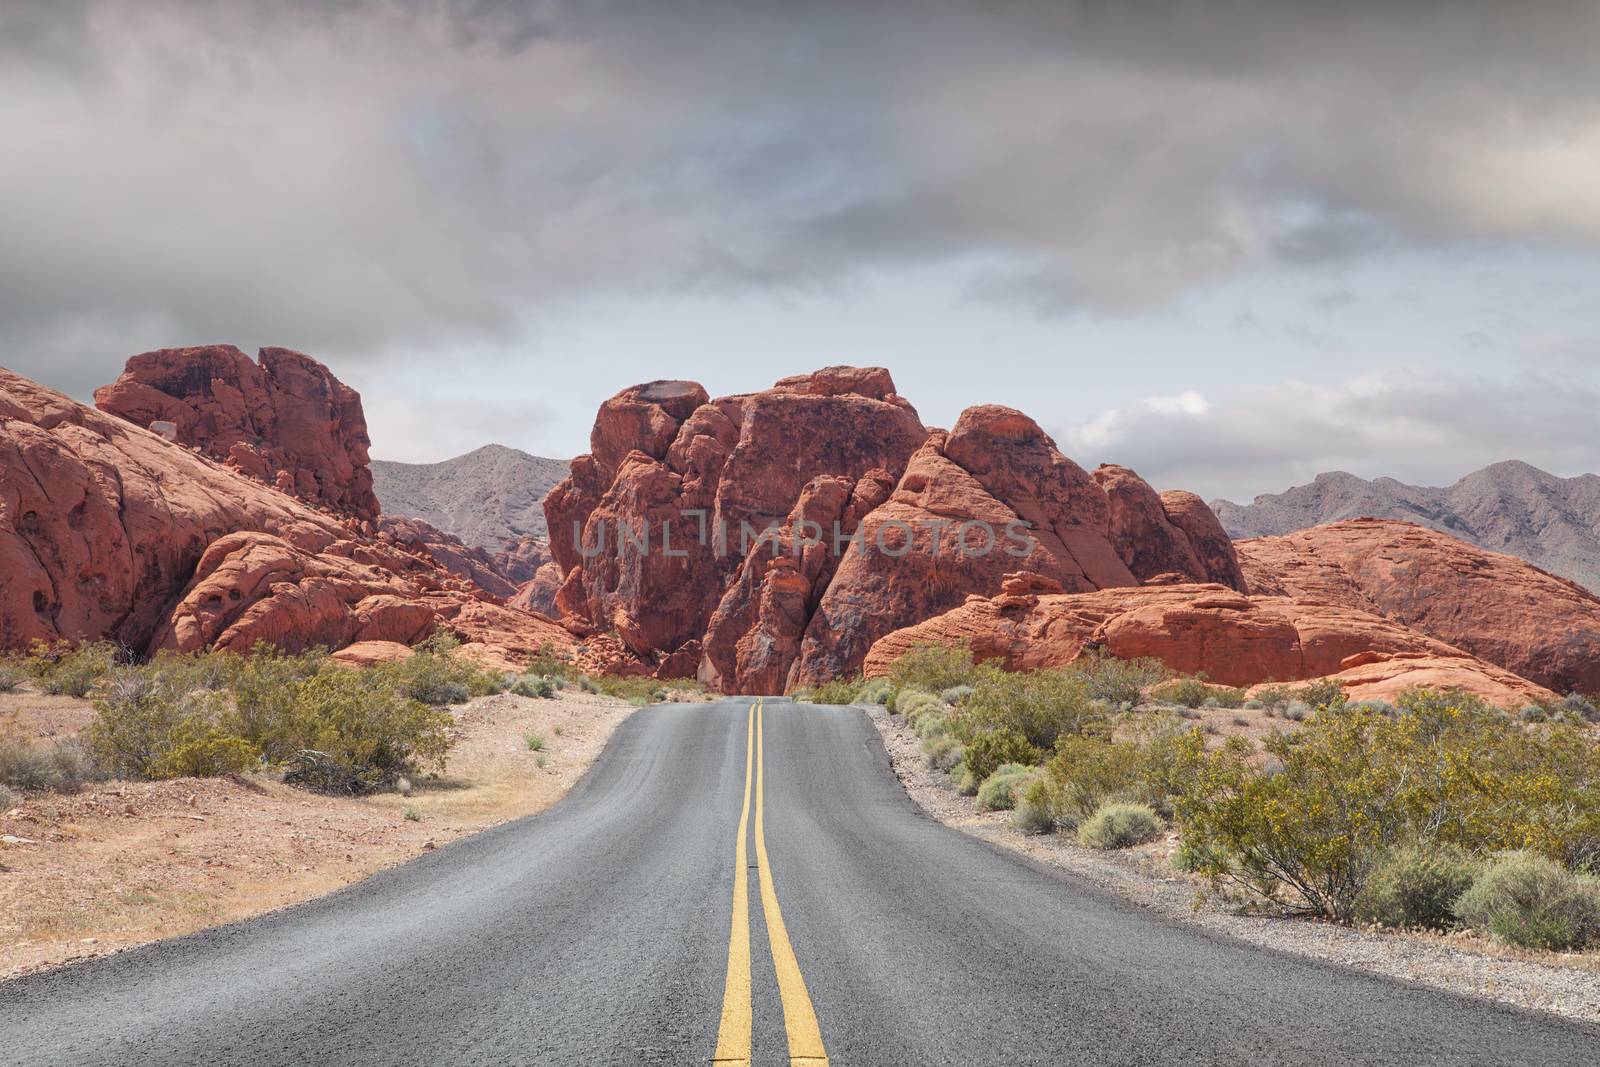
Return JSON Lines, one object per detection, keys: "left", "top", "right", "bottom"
{"left": 1213, "top": 460, "right": 1600, "bottom": 592}
{"left": 371, "top": 444, "right": 568, "bottom": 550}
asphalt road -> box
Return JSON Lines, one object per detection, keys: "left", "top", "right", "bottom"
{"left": 4, "top": 698, "right": 1599, "bottom": 1066}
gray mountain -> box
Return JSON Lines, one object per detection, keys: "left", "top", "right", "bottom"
{"left": 371, "top": 444, "right": 568, "bottom": 550}
{"left": 1212, "top": 460, "right": 1600, "bottom": 592}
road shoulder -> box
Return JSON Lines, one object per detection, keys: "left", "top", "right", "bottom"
{"left": 864, "top": 702, "right": 1600, "bottom": 1028}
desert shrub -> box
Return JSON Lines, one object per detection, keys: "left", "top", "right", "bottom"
{"left": 913, "top": 712, "right": 949, "bottom": 740}
{"left": 961, "top": 728, "right": 1044, "bottom": 782}
{"left": 887, "top": 642, "right": 980, "bottom": 694}
{"left": 1521, "top": 705, "right": 1550, "bottom": 724}
{"left": 1354, "top": 842, "right": 1480, "bottom": 930}
{"left": 1040, "top": 720, "right": 1206, "bottom": 828}
{"left": 91, "top": 671, "right": 259, "bottom": 779}
{"left": 31, "top": 641, "right": 120, "bottom": 697}
{"left": 1254, "top": 683, "right": 1294, "bottom": 711}
{"left": 1294, "top": 677, "right": 1347, "bottom": 711}
{"left": 923, "top": 735, "right": 964, "bottom": 772}
{"left": 0, "top": 735, "right": 98, "bottom": 792}
{"left": 279, "top": 669, "right": 451, "bottom": 794}
{"left": 582, "top": 675, "right": 671, "bottom": 706}
{"left": 1152, "top": 675, "right": 1245, "bottom": 709}
{"left": 1242, "top": 698, "right": 1265, "bottom": 710}
{"left": 1176, "top": 690, "right": 1600, "bottom": 921}
{"left": 1013, "top": 778, "right": 1055, "bottom": 835}
{"left": 960, "top": 668, "right": 1103, "bottom": 751}
{"left": 385, "top": 634, "right": 497, "bottom": 704}
{"left": 952, "top": 762, "right": 980, "bottom": 796}
{"left": 856, "top": 677, "right": 893, "bottom": 705}
{"left": 1456, "top": 852, "right": 1600, "bottom": 951}
{"left": 1280, "top": 700, "right": 1312, "bottom": 722}
{"left": 939, "top": 684, "right": 975, "bottom": 706}
{"left": 0, "top": 658, "right": 25, "bottom": 693}
{"left": 1556, "top": 692, "right": 1600, "bottom": 725}
{"left": 1078, "top": 802, "right": 1162, "bottom": 849}
{"left": 896, "top": 689, "right": 944, "bottom": 725}
{"left": 524, "top": 642, "right": 578, "bottom": 682}
{"left": 1074, "top": 652, "right": 1169, "bottom": 708}
{"left": 525, "top": 733, "right": 544, "bottom": 751}
{"left": 797, "top": 676, "right": 864, "bottom": 705}
{"left": 976, "top": 763, "right": 1037, "bottom": 811}
{"left": 0, "top": 783, "right": 12, "bottom": 810}
{"left": 511, "top": 675, "right": 557, "bottom": 699}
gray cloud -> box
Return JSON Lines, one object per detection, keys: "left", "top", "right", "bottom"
{"left": 1064, "top": 370, "right": 1600, "bottom": 502}
{"left": 4, "top": 1, "right": 1600, "bottom": 400}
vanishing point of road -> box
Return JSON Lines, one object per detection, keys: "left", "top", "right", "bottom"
{"left": 4, "top": 698, "right": 1599, "bottom": 1065}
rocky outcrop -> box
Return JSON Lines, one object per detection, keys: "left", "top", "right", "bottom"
{"left": 1, "top": 367, "right": 571, "bottom": 665}
{"left": 509, "top": 561, "right": 564, "bottom": 617}
{"left": 546, "top": 368, "right": 929, "bottom": 690}
{"left": 1237, "top": 519, "right": 1600, "bottom": 695}
{"left": 863, "top": 576, "right": 1554, "bottom": 708}
{"left": 94, "top": 345, "right": 380, "bottom": 522}
{"left": 376, "top": 515, "right": 518, "bottom": 599}
{"left": 1092, "top": 465, "right": 1247, "bottom": 591}
{"left": 494, "top": 535, "right": 551, "bottom": 585}
{"left": 546, "top": 371, "right": 1262, "bottom": 693}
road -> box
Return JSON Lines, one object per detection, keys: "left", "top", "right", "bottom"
{"left": 4, "top": 698, "right": 1598, "bottom": 1065}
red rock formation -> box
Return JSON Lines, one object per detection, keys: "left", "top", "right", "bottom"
{"left": 862, "top": 577, "right": 1553, "bottom": 708}
{"left": 509, "top": 561, "right": 564, "bottom": 617}
{"left": 1238, "top": 519, "right": 1600, "bottom": 695}
{"left": 94, "top": 345, "right": 381, "bottom": 522}
{"left": 1091, "top": 464, "right": 1247, "bottom": 591}
{"left": 377, "top": 515, "right": 518, "bottom": 599}
{"left": 788, "top": 408, "right": 1142, "bottom": 688}
{"left": 546, "top": 368, "right": 929, "bottom": 688}
{"left": 494, "top": 534, "right": 551, "bottom": 585}
{"left": 1, "top": 367, "right": 571, "bottom": 665}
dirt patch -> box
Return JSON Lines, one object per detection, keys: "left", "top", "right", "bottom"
{"left": 866, "top": 704, "right": 1600, "bottom": 1027}
{"left": 0, "top": 688, "right": 635, "bottom": 979}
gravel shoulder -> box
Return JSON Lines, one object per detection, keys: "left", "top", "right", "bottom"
{"left": 0, "top": 687, "right": 636, "bottom": 979}
{"left": 866, "top": 703, "right": 1600, "bottom": 1027}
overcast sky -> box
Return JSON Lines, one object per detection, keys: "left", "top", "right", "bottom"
{"left": 4, "top": 0, "right": 1599, "bottom": 501}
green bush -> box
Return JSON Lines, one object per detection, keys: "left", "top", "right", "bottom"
{"left": 923, "top": 735, "right": 964, "bottom": 772}
{"left": 29, "top": 641, "right": 120, "bottom": 697}
{"left": 961, "top": 668, "right": 1103, "bottom": 751}
{"left": 525, "top": 732, "right": 545, "bottom": 751}
{"left": 1354, "top": 842, "right": 1480, "bottom": 930}
{"left": 0, "top": 783, "right": 13, "bottom": 811}
{"left": 1013, "top": 778, "right": 1055, "bottom": 835}
{"left": 961, "top": 728, "right": 1044, "bottom": 782}
{"left": 1456, "top": 852, "right": 1600, "bottom": 951}
{"left": 856, "top": 678, "right": 893, "bottom": 705}
{"left": 1078, "top": 802, "right": 1162, "bottom": 849}
{"left": 976, "top": 763, "right": 1036, "bottom": 812}
{"left": 1294, "top": 677, "right": 1347, "bottom": 711}
{"left": 939, "top": 684, "right": 975, "bottom": 706}
{"left": 913, "top": 712, "right": 949, "bottom": 740}
{"left": 524, "top": 642, "right": 578, "bottom": 682}
{"left": 1076, "top": 652, "right": 1169, "bottom": 708}
{"left": 0, "top": 658, "right": 24, "bottom": 693}
{"left": 279, "top": 669, "right": 452, "bottom": 794}
{"left": 896, "top": 689, "right": 944, "bottom": 724}
{"left": 887, "top": 642, "right": 980, "bottom": 694}
{"left": 581, "top": 674, "right": 674, "bottom": 706}
{"left": 1152, "top": 675, "right": 1245, "bottom": 709}
{"left": 385, "top": 635, "right": 497, "bottom": 704}
{"left": 952, "top": 762, "right": 980, "bottom": 796}
{"left": 797, "top": 676, "right": 865, "bottom": 704}
{"left": 1040, "top": 722, "right": 1205, "bottom": 828}
{"left": 90, "top": 671, "right": 259, "bottom": 780}
{"left": 1175, "top": 691, "right": 1600, "bottom": 921}
{"left": 511, "top": 675, "right": 557, "bottom": 699}
{"left": 0, "top": 735, "right": 97, "bottom": 792}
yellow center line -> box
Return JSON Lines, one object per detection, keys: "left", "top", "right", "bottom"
{"left": 711, "top": 702, "right": 756, "bottom": 1065}
{"left": 755, "top": 699, "right": 830, "bottom": 1065}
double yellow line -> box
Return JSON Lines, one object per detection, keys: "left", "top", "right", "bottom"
{"left": 713, "top": 700, "right": 828, "bottom": 1065}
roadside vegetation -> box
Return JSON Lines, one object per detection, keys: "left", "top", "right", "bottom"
{"left": 809, "top": 641, "right": 1600, "bottom": 955}
{"left": 0, "top": 636, "right": 690, "bottom": 798}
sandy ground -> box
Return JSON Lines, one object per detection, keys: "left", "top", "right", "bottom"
{"left": 866, "top": 703, "right": 1600, "bottom": 1027}
{"left": 0, "top": 687, "right": 637, "bottom": 979}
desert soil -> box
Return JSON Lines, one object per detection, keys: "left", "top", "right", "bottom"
{"left": 867, "top": 703, "right": 1600, "bottom": 1027}
{"left": 0, "top": 687, "right": 636, "bottom": 979}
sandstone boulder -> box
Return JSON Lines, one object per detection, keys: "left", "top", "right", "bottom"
{"left": 863, "top": 578, "right": 1553, "bottom": 708}
{"left": 95, "top": 345, "right": 380, "bottom": 522}
{"left": 1238, "top": 519, "right": 1600, "bottom": 695}
{"left": 377, "top": 515, "right": 518, "bottom": 599}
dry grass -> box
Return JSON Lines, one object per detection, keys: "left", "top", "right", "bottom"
{"left": 0, "top": 686, "right": 635, "bottom": 979}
